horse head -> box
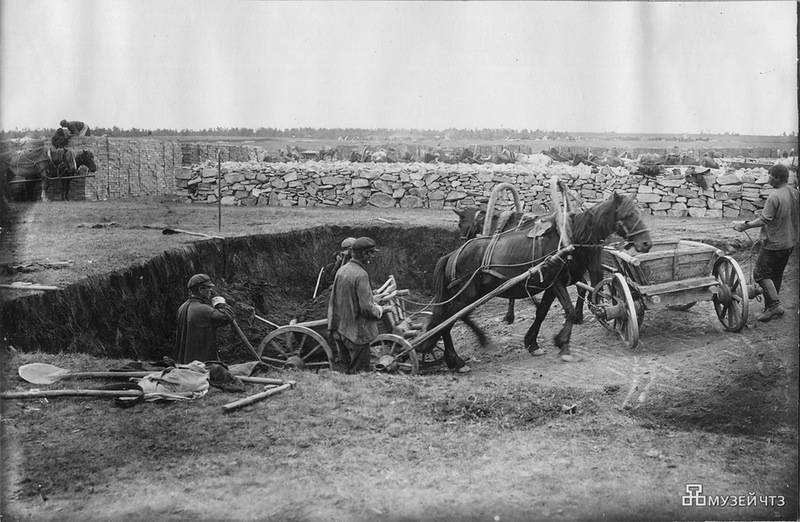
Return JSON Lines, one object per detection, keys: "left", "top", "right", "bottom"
{"left": 612, "top": 192, "right": 652, "bottom": 253}
{"left": 76, "top": 150, "right": 98, "bottom": 172}
{"left": 453, "top": 207, "right": 485, "bottom": 240}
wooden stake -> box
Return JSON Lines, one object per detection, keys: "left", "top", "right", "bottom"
{"left": 222, "top": 382, "right": 294, "bottom": 412}
{"left": 217, "top": 151, "right": 222, "bottom": 233}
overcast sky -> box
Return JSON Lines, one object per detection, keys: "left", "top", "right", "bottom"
{"left": 1, "top": 0, "right": 797, "bottom": 134}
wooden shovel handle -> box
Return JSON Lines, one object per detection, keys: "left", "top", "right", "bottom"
{"left": 2, "top": 389, "right": 143, "bottom": 399}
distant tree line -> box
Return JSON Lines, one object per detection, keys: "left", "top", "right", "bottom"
{"left": 1, "top": 127, "right": 577, "bottom": 141}
{"left": 1, "top": 126, "right": 793, "bottom": 142}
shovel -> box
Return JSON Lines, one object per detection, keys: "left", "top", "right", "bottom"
{"left": 17, "top": 363, "right": 284, "bottom": 386}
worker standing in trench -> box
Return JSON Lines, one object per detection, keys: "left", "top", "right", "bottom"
{"left": 327, "top": 237, "right": 393, "bottom": 373}
{"left": 175, "top": 273, "right": 234, "bottom": 363}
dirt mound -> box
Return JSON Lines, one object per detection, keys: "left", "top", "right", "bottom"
{"left": 430, "top": 384, "right": 602, "bottom": 428}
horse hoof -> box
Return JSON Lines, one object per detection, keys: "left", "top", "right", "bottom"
{"left": 456, "top": 365, "right": 471, "bottom": 374}
{"left": 559, "top": 354, "right": 583, "bottom": 363}
{"left": 529, "top": 348, "right": 547, "bottom": 357}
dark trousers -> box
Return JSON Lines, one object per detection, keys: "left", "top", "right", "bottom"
{"left": 754, "top": 247, "right": 793, "bottom": 294}
{"left": 332, "top": 333, "right": 371, "bottom": 373}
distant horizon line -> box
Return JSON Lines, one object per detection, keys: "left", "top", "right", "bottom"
{"left": 1, "top": 127, "right": 796, "bottom": 138}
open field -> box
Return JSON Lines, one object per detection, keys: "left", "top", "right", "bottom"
{"left": 170, "top": 133, "right": 798, "bottom": 156}
{"left": 1, "top": 199, "right": 798, "bottom": 521}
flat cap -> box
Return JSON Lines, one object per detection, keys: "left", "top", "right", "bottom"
{"left": 187, "top": 273, "right": 214, "bottom": 289}
{"left": 351, "top": 236, "right": 378, "bottom": 252}
{"left": 341, "top": 237, "right": 357, "bottom": 249}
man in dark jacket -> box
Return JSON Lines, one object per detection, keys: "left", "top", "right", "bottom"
{"left": 175, "top": 273, "right": 232, "bottom": 363}
{"left": 327, "top": 237, "right": 392, "bottom": 373}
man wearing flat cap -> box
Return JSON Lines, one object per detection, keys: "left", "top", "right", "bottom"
{"left": 330, "top": 236, "right": 357, "bottom": 277}
{"left": 175, "top": 273, "right": 233, "bottom": 364}
{"left": 328, "top": 237, "right": 392, "bottom": 373}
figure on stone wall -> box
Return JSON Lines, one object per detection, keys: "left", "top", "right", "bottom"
{"left": 60, "top": 119, "right": 91, "bottom": 137}
{"left": 51, "top": 128, "right": 69, "bottom": 149}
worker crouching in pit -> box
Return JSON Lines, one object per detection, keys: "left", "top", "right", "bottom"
{"left": 175, "top": 273, "right": 235, "bottom": 364}
{"left": 327, "top": 237, "right": 394, "bottom": 373}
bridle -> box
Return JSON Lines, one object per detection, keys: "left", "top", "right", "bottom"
{"left": 615, "top": 212, "right": 650, "bottom": 241}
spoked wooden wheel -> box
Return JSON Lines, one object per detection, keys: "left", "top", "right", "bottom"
{"left": 370, "top": 334, "right": 419, "bottom": 375}
{"left": 712, "top": 255, "right": 749, "bottom": 332}
{"left": 257, "top": 326, "right": 334, "bottom": 371}
{"left": 591, "top": 273, "right": 640, "bottom": 349}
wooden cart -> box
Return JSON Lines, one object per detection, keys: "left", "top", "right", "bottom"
{"left": 255, "top": 246, "right": 577, "bottom": 375}
{"left": 254, "top": 276, "right": 439, "bottom": 374}
{"left": 577, "top": 239, "right": 754, "bottom": 349}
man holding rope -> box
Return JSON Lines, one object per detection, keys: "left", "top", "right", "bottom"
{"left": 733, "top": 163, "right": 799, "bottom": 322}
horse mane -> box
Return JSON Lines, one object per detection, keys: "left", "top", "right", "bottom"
{"left": 570, "top": 195, "right": 621, "bottom": 244}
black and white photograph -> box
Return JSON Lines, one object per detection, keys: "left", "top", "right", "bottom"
{"left": 1, "top": 1, "right": 798, "bottom": 520}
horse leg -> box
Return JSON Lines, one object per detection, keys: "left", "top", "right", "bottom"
{"left": 504, "top": 299, "right": 515, "bottom": 324}
{"left": 460, "top": 313, "right": 488, "bottom": 347}
{"left": 441, "top": 328, "right": 469, "bottom": 373}
{"left": 552, "top": 284, "right": 581, "bottom": 362}
{"left": 574, "top": 275, "right": 587, "bottom": 324}
{"left": 40, "top": 170, "right": 50, "bottom": 202}
{"left": 524, "top": 288, "right": 556, "bottom": 356}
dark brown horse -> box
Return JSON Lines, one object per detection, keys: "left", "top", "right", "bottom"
{"left": 0, "top": 146, "right": 76, "bottom": 202}
{"left": 420, "top": 193, "right": 651, "bottom": 371}
{"left": 453, "top": 203, "right": 550, "bottom": 323}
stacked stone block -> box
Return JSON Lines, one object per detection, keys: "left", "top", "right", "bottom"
{"left": 178, "top": 158, "right": 794, "bottom": 218}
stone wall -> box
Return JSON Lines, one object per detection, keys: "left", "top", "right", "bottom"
{"left": 178, "top": 157, "right": 797, "bottom": 218}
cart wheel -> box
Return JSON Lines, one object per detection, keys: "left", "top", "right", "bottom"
{"left": 591, "top": 273, "right": 640, "bottom": 349}
{"left": 370, "top": 334, "right": 419, "bottom": 375}
{"left": 257, "top": 326, "right": 334, "bottom": 371}
{"left": 712, "top": 256, "right": 749, "bottom": 332}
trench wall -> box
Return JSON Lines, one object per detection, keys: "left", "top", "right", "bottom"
{"left": 179, "top": 158, "right": 798, "bottom": 218}
{"left": 0, "top": 226, "right": 460, "bottom": 358}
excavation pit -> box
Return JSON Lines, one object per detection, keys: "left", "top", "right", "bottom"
{"left": 1, "top": 225, "right": 462, "bottom": 361}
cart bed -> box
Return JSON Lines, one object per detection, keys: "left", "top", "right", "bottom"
{"left": 603, "top": 239, "right": 723, "bottom": 286}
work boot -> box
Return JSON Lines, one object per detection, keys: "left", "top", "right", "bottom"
{"left": 757, "top": 303, "right": 785, "bottom": 322}
{"left": 756, "top": 279, "right": 784, "bottom": 322}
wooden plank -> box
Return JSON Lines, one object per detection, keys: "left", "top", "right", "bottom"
{"left": 645, "top": 287, "right": 715, "bottom": 308}
{"left": 0, "top": 282, "right": 60, "bottom": 291}
{"left": 638, "top": 276, "right": 717, "bottom": 296}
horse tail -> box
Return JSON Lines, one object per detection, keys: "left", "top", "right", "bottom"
{"left": 431, "top": 253, "right": 450, "bottom": 305}
{"left": 417, "top": 253, "right": 452, "bottom": 354}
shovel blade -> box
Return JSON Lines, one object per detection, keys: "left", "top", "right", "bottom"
{"left": 18, "top": 363, "right": 69, "bottom": 385}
